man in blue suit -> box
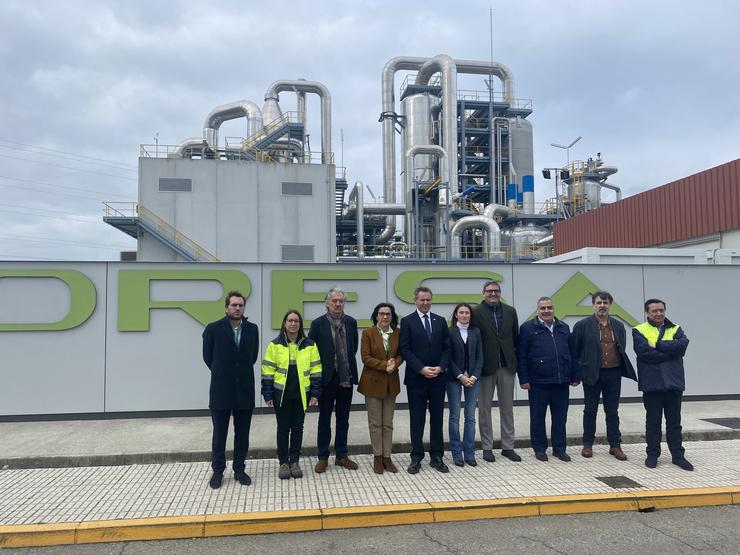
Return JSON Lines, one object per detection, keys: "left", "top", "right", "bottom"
{"left": 399, "top": 286, "right": 452, "bottom": 474}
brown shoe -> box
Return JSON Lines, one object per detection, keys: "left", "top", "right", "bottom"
{"left": 314, "top": 459, "right": 328, "bottom": 473}
{"left": 382, "top": 457, "right": 398, "bottom": 473}
{"left": 373, "top": 456, "right": 384, "bottom": 474}
{"left": 335, "top": 457, "right": 358, "bottom": 470}
{"left": 609, "top": 447, "right": 628, "bottom": 461}
{"left": 581, "top": 445, "right": 593, "bottom": 458}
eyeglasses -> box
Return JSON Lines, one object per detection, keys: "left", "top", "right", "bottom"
{"left": 484, "top": 289, "right": 501, "bottom": 294}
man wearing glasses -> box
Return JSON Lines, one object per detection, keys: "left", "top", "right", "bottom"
{"left": 472, "top": 280, "right": 522, "bottom": 462}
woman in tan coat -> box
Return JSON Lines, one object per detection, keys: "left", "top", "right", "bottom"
{"left": 358, "top": 302, "right": 404, "bottom": 474}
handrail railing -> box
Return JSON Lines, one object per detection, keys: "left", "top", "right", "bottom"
{"left": 240, "top": 112, "right": 299, "bottom": 152}
{"left": 137, "top": 204, "right": 220, "bottom": 262}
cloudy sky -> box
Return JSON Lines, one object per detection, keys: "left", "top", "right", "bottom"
{"left": 1, "top": 0, "right": 738, "bottom": 261}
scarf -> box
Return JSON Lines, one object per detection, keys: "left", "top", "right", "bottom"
{"left": 329, "top": 313, "right": 351, "bottom": 386}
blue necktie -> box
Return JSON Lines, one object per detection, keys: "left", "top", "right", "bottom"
{"left": 423, "top": 314, "right": 432, "bottom": 338}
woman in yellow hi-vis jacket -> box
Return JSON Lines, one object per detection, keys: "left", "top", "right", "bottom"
{"left": 262, "top": 309, "right": 322, "bottom": 480}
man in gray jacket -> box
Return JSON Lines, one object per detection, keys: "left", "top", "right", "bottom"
{"left": 472, "top": 280, "right": 521, "bottom": 462}
{"left": 571, "top": 291, "right": 636, "bottom": 460}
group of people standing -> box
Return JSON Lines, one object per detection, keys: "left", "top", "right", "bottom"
{"left": 201, "top": 282, "right": 692, "bottom": 488}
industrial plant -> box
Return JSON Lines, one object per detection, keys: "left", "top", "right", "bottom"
{"left": 103, "top": 54, "right": 624, "bottom": 263}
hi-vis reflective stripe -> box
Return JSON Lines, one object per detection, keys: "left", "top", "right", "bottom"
{"left": 310, "top": 360, "right": 321, "bottom": 367}
{"left": 275, "top": 367, "right": 288, "bottom": 375}
{"left": 635, "top": 322, "right": 680, "bottom": 343}
{"left": 303, "top": 371, "right": 311, "bottom": 377}
{"left": 262, "top": 375, "right": 275, "bottom": 381}
{"left": 273, "top": 382, "right": 285, "bottom": 390}
{"left": 262, "top": 360, "right": 277, "bottom": 368}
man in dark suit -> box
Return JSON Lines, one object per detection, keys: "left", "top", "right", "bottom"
{"left": 202, "top": 291, "right": 259, "bottom": 489}
{"left": 399, "top": 286, "right": 452, "bottom": 474}
{"left": 472, "top": 280, "right": 521, "bottom": 463}
{"left": 308, "top": 287, "right": 359, "bottom": 473}
{"left": 571, "top": 291, "right": 637, "bottom": 461}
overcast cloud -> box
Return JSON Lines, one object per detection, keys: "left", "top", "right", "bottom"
{"left": 1, "top": 0, "right": 738, "bottom": 260}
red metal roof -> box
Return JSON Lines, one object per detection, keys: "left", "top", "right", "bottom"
{"left": 553, "top": 158, "right": 740, "bottom": 254}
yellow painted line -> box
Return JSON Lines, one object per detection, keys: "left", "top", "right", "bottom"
{"left": 0, "top": 523, "right": 77, "bottom": 548}
{"left": 631, "top": 487, "right": 735, "bottom": 511}
{"left": 533, "top": 492, "right": 640, "bottom": 515}
{"left": 1, "top": 486, "right": 739, "bottom": 548}
{"left": 430, "top": 498, "right": 540, "bottom": 522}
{"left": 75, "top": 516, "right": 204, "bottom": 544}
{"left": 204, "top": 510, "right": 322, "bottom": 536}
{"left": 321, "top": 503, "right": 434, "bottom": 529}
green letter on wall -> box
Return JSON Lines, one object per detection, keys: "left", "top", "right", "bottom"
{"left": 531, "top": 271, "right": 640, "bottom": 326}
{"left": 394, "top": 270, "right": 505, "bottom": 305}
{"left": 271, "top": 270, "right": 379, "bottom": 329}
{"left": 118, "top": 269, "right": 252, "bottom": 331}
{"left": 0, "top": 269, "right": 96, "bottom": 331}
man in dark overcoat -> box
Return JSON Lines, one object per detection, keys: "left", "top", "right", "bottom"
{"left": 202, "top": 291, "right": 259, "bottom": 489}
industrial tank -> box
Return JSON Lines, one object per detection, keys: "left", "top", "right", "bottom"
{"left": 509, "top": 116, "right": 534, "bottom": 213}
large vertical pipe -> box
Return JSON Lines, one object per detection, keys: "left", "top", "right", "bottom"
{"left": 355, "top": 181, "right": 364, "bottom": 258}
{"left": 264, "top": 80, "right": 332, "bottom": 164}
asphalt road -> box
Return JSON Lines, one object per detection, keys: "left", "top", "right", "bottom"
{"left": 6, "top": 505, "right": 740, "bottom": 554}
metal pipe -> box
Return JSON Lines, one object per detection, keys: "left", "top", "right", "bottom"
{"left": 344, "top": 203, "right": 406, "bottom": 217}
{"left": 450, "top": 215, "right": 501, "bottom": 259}
{"left": 264, "top": 80, "right": 332, "bottom": 164}
{"left": 483, "top": 203, "right": 511, "bottom": 220}
{"left": 379, "top": 55, "right": 517, "bottom": 243}
{"left": 534, "top": 234, "right": 553, "bottom": 247}
{"left": 599, "top": 182, "right": 623, "bottom": 201}
{"left": 355, "top": 181, "right": 364, "bottom": 259}
{"left": 170, "top": 138, "right": 205, "bottom": 159}
{"left": 415, "top": 55, "right": 458, "bottom": 197}
{"left": 203, "top": 100, "right": 263, "bottom": 150}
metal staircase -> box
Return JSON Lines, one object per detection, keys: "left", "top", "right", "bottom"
{"left": 103, "top": 203, "right": 220, "bottom": 262}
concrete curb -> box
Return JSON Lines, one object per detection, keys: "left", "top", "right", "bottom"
{"left": 1, "top": 486, "right": 738, "bottom": 548}
{"left": 3, "top": 429, "right": 740, "bottom": 470}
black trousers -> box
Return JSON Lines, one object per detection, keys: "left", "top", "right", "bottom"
{"left": 528, "top": 383, "right": 569, "bottom": 455}
{"left": 210, "top": 408, "right": 253, "bottom": 474}
{"left": 317, "top": 372, "right": 354, "bottom": 460}
{"left": 407, "top": 379, "right": 446, "bottom": 463}
{"left": 275, "top": 397, "right": 305, "bottom": 465}
{"left": 582, "top": 368, "right": 623, "bottom": 448}
{"left": 643, "top": 390, "right": 685, "bottom": 459}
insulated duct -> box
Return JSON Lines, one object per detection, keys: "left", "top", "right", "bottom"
{"left": 203, "top": 100, "right": 263, "bottom": 150}
{"left": 170, "top": 138, "right": 206, "bottom": 159}
{"left": 264, "top": 80, "right": 332, "bottom": 164}
{"left": 450, "top": 215, "right": 501, "bottom": 259}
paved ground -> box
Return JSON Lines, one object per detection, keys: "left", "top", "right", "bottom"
{"left": 1, "top": 440, "right": 738, "bottom": 526}
{"left": 0, "top": 400, "right": 738, "bottom": 548}
{"left": 1, "top": 400, "right": 739, "bottom": 468}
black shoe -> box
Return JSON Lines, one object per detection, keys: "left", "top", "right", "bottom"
{"left": 672, "top": 458, "right": 694, "bottom": 471}
{"left": 482, "top": 450, "right": 496, "bottom": 462}
{"left": 645, "top": 455, "right": 658, "bottom": 469}
{"left": 535, "top": 452, "right": 548, "bottom": 462}
{"left": 553, "top": 451, "right": 571, "bottom": 462}
{"left": 234, "top": 472, "right": 251, "bottom": 486}
{"left": 407, "top": 461, "right": 422, "bottom": 474}
{"left": 464, "top": 458, "right": 477, "bottom": 467}
{"left": 501, "top": 449, "right": 522, "bottom": 462}
{"left": 453, "top": 459, "right": 464, "bottom": 467}
{"left": 430, "top": 458, "right": 450, "bottom": 473}
{"left": 209, "top": 472, "right": 223, "bottom": 489}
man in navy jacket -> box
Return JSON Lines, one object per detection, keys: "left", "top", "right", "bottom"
{"left": 517, "top": 297, "right": 580, "bottom": 462}
{"left": 308, "top": 287, "right": 359, "bottom": 473}
{"left": 399, "top": 286, "right": 452, "bottom": 474}
{"left": 202, "top": 291, "right": 259, "bottom": 489}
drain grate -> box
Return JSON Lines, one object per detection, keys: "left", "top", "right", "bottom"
{"left": 596, "top": 475, "right": 643, "bottom": 489}
{"left": 701, "top": 417, "right": 740, "bottom": 429}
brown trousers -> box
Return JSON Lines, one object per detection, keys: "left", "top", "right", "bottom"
{"left": 365, "top": 394, "right": 396, "bottom": 457}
